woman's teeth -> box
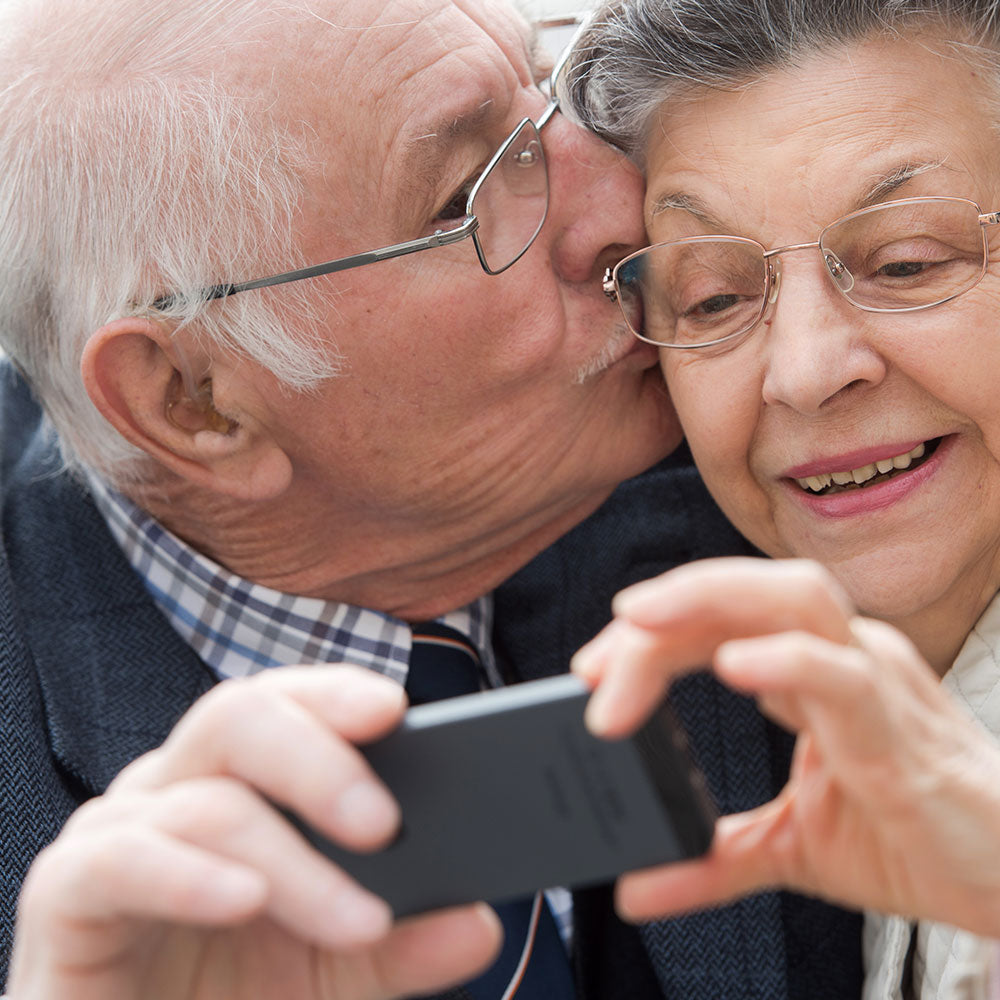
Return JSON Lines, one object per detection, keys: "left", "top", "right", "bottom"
{"left": 796, "top": 441, "right": 928, "bottom": 494}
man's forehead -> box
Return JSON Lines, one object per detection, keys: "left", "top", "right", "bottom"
{"left": 294, "top": 0, "right": 535, "bottom": 198}
{"left": 314, "top": 0, "right": 534, "bottom": 79}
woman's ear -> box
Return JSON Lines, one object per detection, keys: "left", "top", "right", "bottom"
{"left": 80, "top": 317, "right": 292, "bottom": 501}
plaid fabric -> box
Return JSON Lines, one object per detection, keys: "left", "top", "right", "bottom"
{"left": 87, "top": 475, "right": 496, "bottom": 684}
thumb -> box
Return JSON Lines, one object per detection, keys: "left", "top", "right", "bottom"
{"left": 616, "top": 797, "right": 793, "bottom": 921}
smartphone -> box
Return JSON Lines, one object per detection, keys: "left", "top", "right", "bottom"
{"left": 291, "top": 673, "right": 715, "bottom": 918}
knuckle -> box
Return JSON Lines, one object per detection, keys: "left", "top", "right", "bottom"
{"left": 777, "top": 629, "right": 820, "bottom": 660}
{"left": 108, "top": 747, "right": 164, "bottom": 792}
{"left": 171, "top": 676, "right": 275, "bottom": 750}
{"left": 157, "top": 777, "right": 261, "bottom": 840}
{"left": 839, "top": 648, "right": 881, "bottom": 698}
{"left": 34, "top": 824, "right": 149, "bottom": 898}
{"left": 81, "top": 827, "right": 143, "bottom": 882}
{"left": 857, "top": 619, "right": 931, "bottom": 684}
{"left": 16, "top": 844, "right": 69, "bottom": 922}
{"left": 865, "top": 618, "right": 916, "bottom": 657}
{"left": 155, "top": 868, "right": 221, "bottom": 915}
{"left": 194, "top": 676, "right": 270, "bottom": 725}
{"left": 61, "top": 794, "right": 113, "bottom": 835}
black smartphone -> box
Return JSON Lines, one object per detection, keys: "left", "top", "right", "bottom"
{"left": 292, "top": 673, "right": 715, "bottom": 918}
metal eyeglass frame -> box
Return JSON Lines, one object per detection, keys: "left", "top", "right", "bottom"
{"left": 153, "top": 17, "right": 587, "bottom": 311}
{"left": 603, "top": 195, "right": 1000, "bottom": 350}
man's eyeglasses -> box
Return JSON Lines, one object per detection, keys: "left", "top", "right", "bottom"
{"left": 154, "top": 17, "right": 588, "bottom": 310}
{"left": 603, "top": 196, "right": 1000, "bottom": 351}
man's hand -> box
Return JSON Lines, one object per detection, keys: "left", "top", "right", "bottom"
{"left": 573, "top": 557, "right": 1000, "bottom": 936}
{"left": 8, "top": 666, "right": 500, "bottom": 1000}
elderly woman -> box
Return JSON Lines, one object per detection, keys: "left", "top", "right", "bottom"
{"left": 563, "top": 0, "right": 1000, "bottom": 996}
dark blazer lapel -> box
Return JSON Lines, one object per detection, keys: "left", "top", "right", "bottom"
{"left": 3, "top": 430, "right": 216, "bottom": 797}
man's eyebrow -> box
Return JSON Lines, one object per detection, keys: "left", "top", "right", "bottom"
{"left": 400, "top": 99, "right": 496, "bottom": 185}
{"left": 857, "top": 158, "right": 951, "bottom": 207}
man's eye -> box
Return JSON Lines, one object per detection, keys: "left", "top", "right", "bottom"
{"left": 434, "top": 175, "right": 478, "bottom": 225}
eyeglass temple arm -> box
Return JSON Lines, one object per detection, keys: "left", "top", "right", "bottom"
{"left": 536, "top": 99, "right": 559, "bottom": 129}
{"left": 152, "top": 216, "right": 480, "bottom": 309}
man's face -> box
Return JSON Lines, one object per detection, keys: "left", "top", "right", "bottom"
{"left": 237, "top": 0, "right": 678, "bottom": 609}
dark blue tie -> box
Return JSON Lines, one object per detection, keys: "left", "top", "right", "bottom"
{"left": 407, "top": 622, "right": 576, "bottom": 1000}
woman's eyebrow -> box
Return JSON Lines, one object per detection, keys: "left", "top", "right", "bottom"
{"left": 648, "top": 191, "right": 723, "bottom": 229}
{"left": 649, "top": 158, "right": 954, "bottom": 231}
{"left": 856, "top": 158, "right": 951, "bottom": 207}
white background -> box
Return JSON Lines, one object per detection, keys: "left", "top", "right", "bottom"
{"left": 526, "top": 1, "right": 597, "bottom": 55}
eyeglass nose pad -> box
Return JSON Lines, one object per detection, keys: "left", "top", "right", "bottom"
{"left": 762, "top": 259, "right": 781, "bottom": 322}
{"left": 823, "top": 250, "right": 855, "bottom": 293}
{"left": 767, "top": 267, "right": 781, "bottom": 305}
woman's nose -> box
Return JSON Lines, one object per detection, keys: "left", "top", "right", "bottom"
{"left": 760, "top": 253, "right": 888, "bottom": 414}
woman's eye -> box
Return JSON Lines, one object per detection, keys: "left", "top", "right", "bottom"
{"left": 875, "top": 259, "right": 932, "bottom": 278}
{"left": 862, "top": 239, "right": 967, "bottom": 282}
{"left": 687, "top": 293, "right": 743, "bottom": 316}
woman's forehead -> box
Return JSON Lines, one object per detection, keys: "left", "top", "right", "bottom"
{"left": 642, "top": 30, "right": 1000, "bottom": 233}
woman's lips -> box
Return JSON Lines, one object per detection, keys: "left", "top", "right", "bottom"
{"left": 791, "top": 439, "right": 937, "bottom": 495}
{"left": 783, "top": 439, "right": 930, "bottom": 481}
{"left": 782, "top": 436, "right": 950, "bottom": 518}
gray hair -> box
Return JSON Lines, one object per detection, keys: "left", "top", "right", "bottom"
{"left": 564, "top": 0, "right": 1000, "bottom": 160}
{"left": 0, "top": 0, "right": 339, "bottom": 485}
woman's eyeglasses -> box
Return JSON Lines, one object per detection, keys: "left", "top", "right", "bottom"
{"left": 604, "top": 196, "right": 1000, "bottom": 351}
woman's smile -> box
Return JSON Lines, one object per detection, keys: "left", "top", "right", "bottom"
{"left": 781, "top": 435, "right": 947, "bottom": 517}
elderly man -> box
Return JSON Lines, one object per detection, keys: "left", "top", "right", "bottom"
{"left": 0, "top": 0, "right": 862, "bottom": 997}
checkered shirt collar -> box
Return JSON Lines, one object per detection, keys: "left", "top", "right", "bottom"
{"left": 87, "top": 475, "right": 495, "bottom": 684}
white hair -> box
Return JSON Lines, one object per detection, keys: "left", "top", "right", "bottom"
{"left": 0, "top": 0, "right": 340, "bottom": 485}
{"left": 564, "top": 0, "right": 1000, "bottom": 161}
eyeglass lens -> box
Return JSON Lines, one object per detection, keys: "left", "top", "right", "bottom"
{"left": 469, "top": 119, "right": 549, "bottom": 274}
{"left": 617, "top": 198, "right": 992, "bottom": 348}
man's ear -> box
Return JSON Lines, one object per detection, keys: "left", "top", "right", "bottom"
{"left": 80, "top": 317, "right": 292, "bottom": 502}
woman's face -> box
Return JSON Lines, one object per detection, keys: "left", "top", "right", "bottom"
{"left": 648, "top": 31, "right": 1000, "bottom": 663}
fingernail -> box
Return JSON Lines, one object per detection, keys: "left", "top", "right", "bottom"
{"left": 584, "top": 687, "right": 614, "bottom": 736}
{"left": 571, "top": 641, "right": 600, "bottom": 682}
{"left": 613, "top": 578, "right": 681, "bottom": 626}
{"left": 573, "top": 624, "right": 619, "bottom": 678}
{"left": 613, "top": 580, "right": 658, "bottom": 614}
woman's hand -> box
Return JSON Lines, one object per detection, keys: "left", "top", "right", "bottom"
{"left": 572, "top": 557, "right": 1000, "bottom": 936}
{"left": 8, "top": 665, "right": 500, "bottom": 1000}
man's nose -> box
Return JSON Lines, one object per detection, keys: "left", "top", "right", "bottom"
{"left": 541, "top": 116, "right": 646, "bottom": 285}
